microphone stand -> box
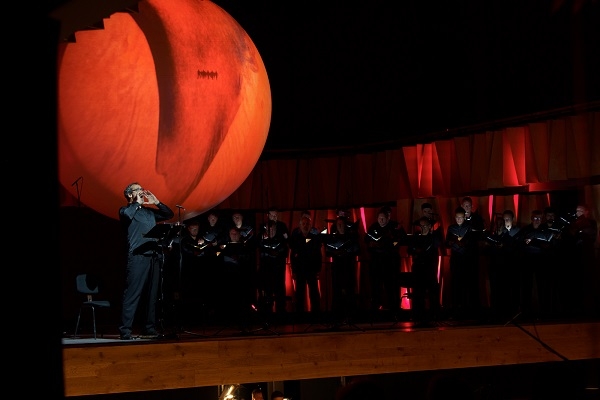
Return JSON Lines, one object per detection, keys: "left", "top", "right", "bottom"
{"left": 175, "top": 205, "right": 184, "bottom": 222}
{"left": 71, "top": 176, "right": 82, "bottom": 207}
{"left": 167, "top": 206, "right": 186, "bottom": 338}
{"left": 144, "top": 222, "right": 183, "bottom": 339}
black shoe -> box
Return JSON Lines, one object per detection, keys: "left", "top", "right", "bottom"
{"left": 120, "top": 333, "right": 133, "bottom": 340}
{"left": 140, "top": 330, "right": 160, "bottom": 339}
{"left": 413, "top": 320, "right": 432, "bottom": 328}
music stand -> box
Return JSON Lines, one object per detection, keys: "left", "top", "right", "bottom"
{"left": 326, "top": 316, "right": 364, "bottom": 332}
{"left": 319, "top": 233, "right": 364, "bottom": 332}
{"left": 144, "top": 223, "right": 185, "bottom": 338}
{"left": 324, "top": 286, "right": 364, "bottom": 332}
{"left": 171, "top": 231, "right": 212, "bottom": 339}
{"left": 243, "top": 300, "right": 281, "bottom": 336}
{"left": 144, "top": 222, "right": 182, "bottom": 240}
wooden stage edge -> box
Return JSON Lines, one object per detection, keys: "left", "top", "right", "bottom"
{"left": 62, "top": 320, "right": 600, "bottom": 397}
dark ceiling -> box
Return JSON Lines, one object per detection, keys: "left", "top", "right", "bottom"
{"left": 48, "top": 0, "right": 600, "bottom": 157}
{"left": 216, "top": 0, "right": 600, "bottom": 156}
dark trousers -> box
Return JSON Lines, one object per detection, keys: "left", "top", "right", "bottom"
{"left": 220, "top": 262, "right": 247, "bottom": 319}
{"left": 330, "top": 257, "right": 357, "bottom": 317}
{"left": 449, "top": 252, "right": 479, "bottom": 316}
{"left": 119, "top": 253, "right": 160, "bottom": 336}
{"left": 368, "top": 252, "right": 400, "bottom": 311}
{"left": 519, "top": 252, "right": 553, "bottom": 318}
{"left": 488, "top": 252, "right": 520, "bottom": 319}
{"left": 259, "top": 256, "right": 288, "bottom": 312}
{"left": 293, "top": 269, "right": 321, "bottom": 313}
{"left": 411, "top": 261, "right": 440, "bottom": 321}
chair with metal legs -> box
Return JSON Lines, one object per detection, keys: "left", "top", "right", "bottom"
{"left": 74, "top": 273, "right": 111, "bottom": 339}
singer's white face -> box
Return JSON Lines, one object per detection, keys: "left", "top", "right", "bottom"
{"left": 232, "top": 213, "right": 243, "bottom": 226}
{"left": 299, "top": 216, "right": 311, "bottom": 233}
{"left": 455, "top": 213, "right": 465, "bottom": 225}
{"left": 187, "top": 224, "right": 199, "bottom": 236}
{"left": 129, "top": 185, "right": 144, "bottom": 202}
{"left": 207, "top": 214, "right": 218, "bottom": 226}
{"left": 229, "top": 228, "right": 241, "bottom": 242}
{"left": 461, "top": 201, "right": 473, "bottom": 215}
{"left": 377, "top": 212, "right": 389, "bottom": 227}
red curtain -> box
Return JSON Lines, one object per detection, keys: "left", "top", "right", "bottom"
{"left": 214, "top": 110, "right": 599, "bottom": 223}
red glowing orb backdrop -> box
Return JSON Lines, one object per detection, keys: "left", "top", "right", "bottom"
{"left": 57, "top": 0, "right": 271, "bottom": 220}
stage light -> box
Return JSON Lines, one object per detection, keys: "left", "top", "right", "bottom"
{"left": 219, "top": 384, "right": 240, "bottom": 400}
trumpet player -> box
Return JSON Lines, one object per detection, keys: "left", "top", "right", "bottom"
{"left": 118, "top": 182, "right": 174, "bottom": 340}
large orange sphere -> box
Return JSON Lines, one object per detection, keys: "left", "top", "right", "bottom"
{"left": 57, "top": 0, "right": 271, "bottom": 220}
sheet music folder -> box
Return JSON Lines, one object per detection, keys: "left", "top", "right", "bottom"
{"left": 326, "top": 240, "right": 350, "bottom": 250}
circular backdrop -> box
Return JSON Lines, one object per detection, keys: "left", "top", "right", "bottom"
{"left": 58, "top": 0, "right": 271, "bottom": 220}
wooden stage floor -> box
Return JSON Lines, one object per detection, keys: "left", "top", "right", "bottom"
{"left": 62, "top": 311, "right": 600, "bottom": 398}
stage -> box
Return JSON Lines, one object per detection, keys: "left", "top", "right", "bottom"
{"left": 62, "top": 312, "right": 600, "bottom": 398}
